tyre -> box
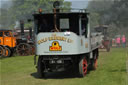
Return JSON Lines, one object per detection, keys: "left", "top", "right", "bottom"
{"left": 10, "top": 48, "right": 14, "bottom": 57}
{"left": 0, "top": 46, "right": 4, "bottom": 58}
{"left": 93, "top": 59, "right": 98, "bottom": 70}
{"left": 89, "top": 58, "right": 98, "bottom": 70}
{"left": 37, "top": 56, "right": 45, "bottom": 78}
{"left": 78, "top": 57, "right": 88, "bottom": 77}
{"left": 3, "top": 46, "right": 11, "bottom": 57}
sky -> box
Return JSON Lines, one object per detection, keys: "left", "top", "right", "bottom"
{"left": 0, "top": 0, "right": 5, "bottom": 7}
{"left": 70, "top": 1, "right": 89, "bottom": 9}
{"left": 0, "top": 0, "right": 11, "bottom": 8}
{"left": 0, "top": 0, "right": 89, "bottom": 8}
{"left": 65, "top": 0, "right": 89, "bottom": 9}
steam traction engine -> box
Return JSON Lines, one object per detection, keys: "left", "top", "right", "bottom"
{"left": 33, "top": 2, "right": 102, "bottom": 78}
{"left": 0, "top": 29, "right": 16, "bottom": 57}
{"left": 15, "top": 20, "right": 35, "bottom": 56}
{"left": 94, "top": 25, "right": 110, "bottom": 52}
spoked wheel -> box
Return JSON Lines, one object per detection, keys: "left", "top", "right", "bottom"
{"left": 37, "top": 56, "right": 45, "bottom": 78}
{"left": 3, "top": 46, "right": 11, "bottom": 57}
{"left": 16, "top": 43, "right": 31, "bottom": 56}
{"left": 0, "top": 46, "right": 4, "bottom": 58}
{"left": 78, "top": 57, "right": 88, "bottom": 77}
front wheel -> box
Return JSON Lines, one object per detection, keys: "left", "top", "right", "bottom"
{"left": 37, "top": 56, "right": 45, "bottom": 78}
{"left": 78, "top": 57, "right": 88, "bottom": 77}
{"left": 0, "top": 46, "right": 4, "bottom": 58}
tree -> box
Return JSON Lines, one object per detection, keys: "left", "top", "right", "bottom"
{"left": 0, "top": 8, "right": 12, "bottom": 29}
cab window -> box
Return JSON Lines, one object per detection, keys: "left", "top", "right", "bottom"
{"left": 0, "top": 32, "right": 3, "bottom": 37}
{"left": 4, "top": 32, "right": 11, "bottom": 37}
{"left": 81, "top": 16, "right": 88, "bottom": 37}
{"left": 60, "top": 19, "right": 69, "bottom": 30}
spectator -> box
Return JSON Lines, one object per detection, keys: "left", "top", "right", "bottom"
{"left": 116, "top": 37, "right": 120, "bottom": 47}
{"left": 121, "top": 35, "right": 126, "bottom": 48}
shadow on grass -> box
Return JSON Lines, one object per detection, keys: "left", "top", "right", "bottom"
{"left": 30, "top": 71, "right": 82, "bottom": 79}
{"left": 0, "top": 56, "right": 14, "bottom": 59}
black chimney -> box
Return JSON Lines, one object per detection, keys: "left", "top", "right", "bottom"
{"left": 20, "top": 20, "right": 24, "bottom": 38}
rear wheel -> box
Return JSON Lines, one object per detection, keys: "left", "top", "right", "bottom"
{"left": 89, "top": 58, "right": 98, "bottom": 70}
{"left": 16, "top": 43, "right": 31, "bottom": 56}
{"left": 93, "top": 59, "right": 98, "bottom": 70}
{"left": 78, "top": 57, "right": 88, "bottom": 77}
{"left": 37, "top": 56, "right": 45, "bottom": 78}
{"left": 3, "top": 46, "right": 11, "bottom": 57}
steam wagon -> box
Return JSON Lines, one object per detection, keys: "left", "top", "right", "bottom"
{"left": 0, "top": 29, "right": 16, "bottom": 57}
{"left": 33, "top": 3, "right": 102, "bottom": 78}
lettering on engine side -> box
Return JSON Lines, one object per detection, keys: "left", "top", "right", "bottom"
{"left": 37, "top": 34, "right": 73, "bottom": 45}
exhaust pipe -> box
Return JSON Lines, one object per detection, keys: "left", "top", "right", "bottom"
{"left": 29, "top": 27, "right": 32, "bottom": 39}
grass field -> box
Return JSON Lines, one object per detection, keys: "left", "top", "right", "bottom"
{"left": 0, "top": 48, "right": 127, "bottom": 85}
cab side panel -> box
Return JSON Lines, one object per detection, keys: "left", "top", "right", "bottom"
{"left": 4, "top": 37, "right": 13, "bottom": 47}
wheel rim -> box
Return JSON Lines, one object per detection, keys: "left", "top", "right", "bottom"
{"left": 94, "top": 59, "right": 98, "bottom": 69}
{"left": 5, "top": 49, "right": 9, "bottom": 56}
{"left": 83, "top": 58, "right": 88, "bottom": 75}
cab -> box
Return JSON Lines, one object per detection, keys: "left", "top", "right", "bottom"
{"left": 0, "top": 30, "right": 16, "bottom": 48}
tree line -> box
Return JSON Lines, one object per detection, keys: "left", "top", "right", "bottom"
{"left": 0, "top": 0, "right": 71, "bottom": 29}
{"left": 87, "top": 0, "right": 128, "bottom": 38}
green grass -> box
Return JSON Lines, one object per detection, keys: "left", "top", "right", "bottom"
{"left": 0, "top": 48, "right": 127, "bottom": 85}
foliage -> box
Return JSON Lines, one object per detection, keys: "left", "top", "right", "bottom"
{"left": 87, "top": 0, "right": 128, "bottom": 38}
{"left": 0, "top": 0, "right": 71, "bottom": 29}
{"left": 0, "top": 8, "right": 11, "bottom": 29}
